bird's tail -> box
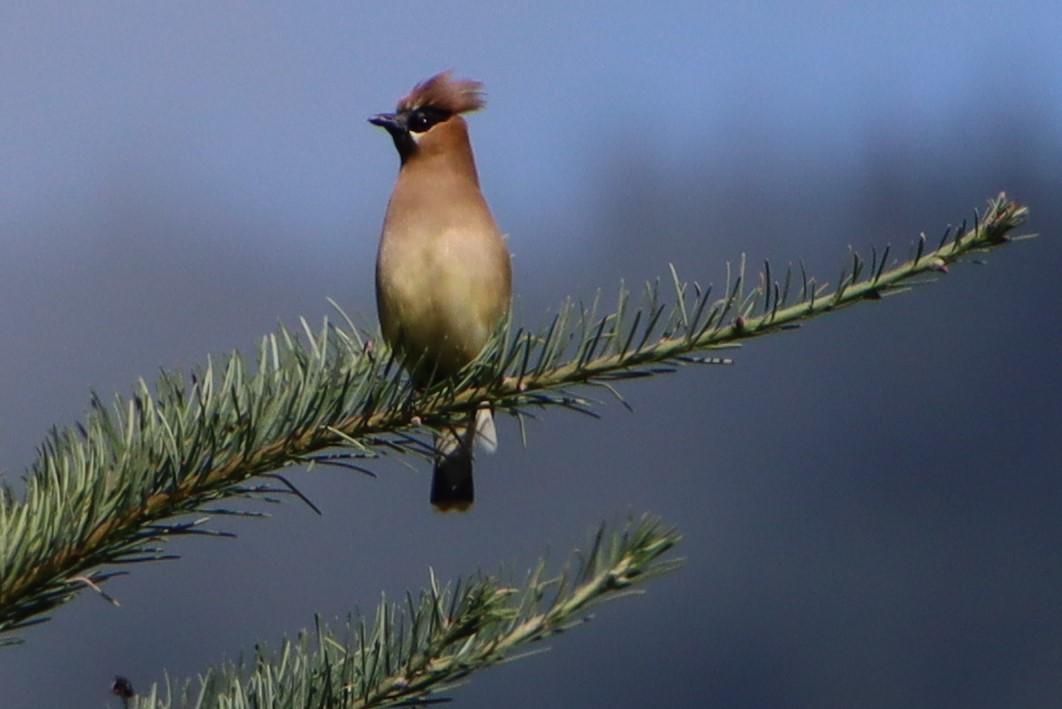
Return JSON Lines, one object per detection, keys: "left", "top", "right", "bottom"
{"left": 431, "top": 405, "right": 496, "bottom": 512}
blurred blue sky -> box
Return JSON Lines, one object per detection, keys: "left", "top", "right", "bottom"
{"left": 1, "top": 3, "right": 1061, "bottom": 707}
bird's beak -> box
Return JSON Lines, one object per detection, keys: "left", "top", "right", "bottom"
{"left": 369, "top": 112, "right": 404, "bottom": 131}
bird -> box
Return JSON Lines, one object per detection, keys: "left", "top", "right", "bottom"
{"left": 370, "top": 70, "right": 512, "bottom": 511}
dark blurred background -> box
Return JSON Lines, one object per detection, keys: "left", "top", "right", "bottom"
{"left": 2, "top": 3, "right": 1061, "bottom": 707}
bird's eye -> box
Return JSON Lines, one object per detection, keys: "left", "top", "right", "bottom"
{"left": 407, "top": 111, "right": 430, "bottom": 132}
{"left": 407, "top": 106, "right": 448, "bottom": 133}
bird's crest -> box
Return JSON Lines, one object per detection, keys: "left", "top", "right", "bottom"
{"left": 397, "top": 70, "right": 485, "bottom": 115}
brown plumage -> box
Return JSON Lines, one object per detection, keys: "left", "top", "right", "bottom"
{"left": 370, "top": 71, "right": 512, "bottom": 511}
{"left": 397, "top": 70, "right": 485, "bottom": 115}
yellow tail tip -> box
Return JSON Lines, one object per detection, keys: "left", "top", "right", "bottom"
{"left": 432, "top": 500, "right": 474, "bottom": 513}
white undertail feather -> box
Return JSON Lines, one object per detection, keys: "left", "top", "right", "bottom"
{"left": 475, "top": 404, "right": 497, "bottom": 454}
{"left": 436, "top": 427, "right": 463, "bottom": 458}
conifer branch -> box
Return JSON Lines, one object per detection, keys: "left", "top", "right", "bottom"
{"left": 0, "top": 193, "right": 1033, "bottom": 640}
{"left": 125, "top": 515, "right": 681, "bottom": 707}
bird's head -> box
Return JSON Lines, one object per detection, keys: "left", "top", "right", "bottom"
{"left": 369, "top": 70, "right": 485, "bottom": 163}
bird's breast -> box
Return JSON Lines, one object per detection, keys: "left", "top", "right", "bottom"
{"left": 376, "top": 221, "right": 511, "bottom": 381}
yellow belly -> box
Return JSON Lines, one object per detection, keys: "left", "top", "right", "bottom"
{"left": 377, "top": 226, "right": 510, "bottom": 382}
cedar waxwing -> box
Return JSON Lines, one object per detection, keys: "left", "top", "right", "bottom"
{"left": 370, "top": 71, "right": 512, "bottom": 511}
